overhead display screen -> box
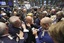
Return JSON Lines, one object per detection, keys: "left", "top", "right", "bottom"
{"left": 0, "top": 0, "right": 13, "bottom": 6}
{"left": 0, "top": 1, "right": 6, "bottom": 5}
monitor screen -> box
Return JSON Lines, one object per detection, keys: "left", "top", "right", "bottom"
{"left": 0, "top": 1, "right": 6, "bottom": 5}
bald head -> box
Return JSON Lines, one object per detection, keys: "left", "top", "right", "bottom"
{"left": 0, "top": 22, "right": 7, "bottom": 36}
{"left": 42, "top": 11, "right": 47, "bottom": 14}
{"left": 23, "top": 8, "right": 27, "bottom": 12}
{"left": 40, "top": 17, "right": 52, "bottom": 29}
{"left": 51, "top": 9, "right": 55, "bottom": 12}
{"left": 41, "top": 17, "right": 52, "bottom": 24}
{"left": 25, "top": 16, "right": 33, "bottom": 24}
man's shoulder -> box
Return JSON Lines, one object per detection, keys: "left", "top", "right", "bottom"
{"left": 0, "top": 36, "right": 13, "bottom": 43}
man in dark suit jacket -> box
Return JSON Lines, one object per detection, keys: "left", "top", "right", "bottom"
{"left": 0, "top": 22, "right": 24, "bottom": 43}
{"left": 24, "top": 16, "right": 38, "bottom": 43}
{"left": 8, "top": 16, "right": 28, "bottom": 43}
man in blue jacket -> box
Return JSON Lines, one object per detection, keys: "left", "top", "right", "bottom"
{"left": 33, "top": 17, "right": 54, "bottom": 43}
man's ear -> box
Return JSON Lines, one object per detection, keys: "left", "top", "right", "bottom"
{"left": 46, "top": 23, "right": 49, "bottom": 27}
{"left": 5, "top": 27, "right": 9, "bottom": 31}
{"left": 5, "top": 22, "right": 9, "bottom": 26}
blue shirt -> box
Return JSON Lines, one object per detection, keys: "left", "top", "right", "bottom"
{"left": 34, "top": 18, "right": 41, "bottom": 28}
{"left": 36, "top": 27, "right": 54, "bottom": 43}
{"left": 0, "top": 14, "right": 2, "bottom": 18}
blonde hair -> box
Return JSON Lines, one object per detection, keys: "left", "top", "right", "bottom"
{"left": 27, "top": 13, "right": 33, "bottom": 17}
{"left": 49, "top": 21, "right": 64, "bottom": 43}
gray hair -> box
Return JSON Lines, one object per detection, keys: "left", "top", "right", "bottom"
{"left": 56, "top": 11, "right": 63, "bottom": 16}
{"left": 0, "top": 22, "right": 7, "bottom": 36}
{"left": 9, "top": 16, "right": 20, "bottom": 24}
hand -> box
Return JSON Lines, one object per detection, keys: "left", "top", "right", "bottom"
{"left": 32, "top": 29, "right": 38, "bottom": 36}
{"left": 22, "top": 23, "right": 26, "bottom": 29}
{"left": 16, "top": 31, "right": 24, "bottom": 39}
{"left": 26, "top": 23, "right": 31, "bottom": 27}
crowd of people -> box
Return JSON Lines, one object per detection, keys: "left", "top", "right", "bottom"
{"left": 0, "top": 4, "right": 64, "bottom": 43}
